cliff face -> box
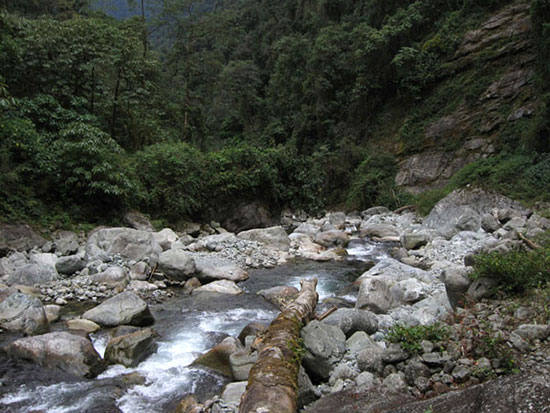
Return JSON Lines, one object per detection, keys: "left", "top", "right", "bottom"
{"left": 396, "top": 1, "right": 536, "bottom": 194}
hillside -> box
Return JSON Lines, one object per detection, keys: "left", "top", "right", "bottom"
{"left": 0, "top": 0, "right": 549, "bottom": 229}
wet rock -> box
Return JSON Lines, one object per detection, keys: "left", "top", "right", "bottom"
{"left": 301, "top": 320, "right": 346, "bottom": 380}
{"left": 192, "top": 336, "right": 243, "bottom": 378}
{"left": 82, "top": 291, "right": 154, "bottom": 327}
{"left": 158, "top": 249, "right": 196, "bottom": 281}
{"left": 86, "top": 228, "right": 162, "bottom": 265}
{"left": 123, "top": 211, "right": 155, "bottom": 232}
{"left": 323, "top": 308, "right": 378, "bottom": 337}
{"left": 5, "top": 331, "right": 105, "bottom": 378}
{"left": 0, "top": 292, "right": 49, "bottom": 335}
{"left": 104, "top": 327, "right": 158, "bottom": 367}
{"left": 56, "top": 255, "right": 87, "bottom": 275}
{"left": 6, "top": 263, "right": 59, "bottom": 286}
{"left": 237, "top": 226, "right": 290, "bottom": 251}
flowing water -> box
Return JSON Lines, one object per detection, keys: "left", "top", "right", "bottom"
{"left": 0, "top": 240, "right": 388, "bottom": 413}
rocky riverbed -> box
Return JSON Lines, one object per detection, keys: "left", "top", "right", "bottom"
{"left": 1, "top": 188, "right": 550, "bottom": 412}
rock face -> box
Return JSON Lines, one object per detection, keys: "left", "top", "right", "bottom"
{"left": 82, "top": 291, "right": 154, "bottom": 327}
{"left": 0, "top": 292, "right": 49, "bottom": 335}
{"left": 422, "top": 189, "right": 528, "bottom": 239}
{"left": 5, "top": 331, "right": 105, "bottom": 378}
{"left": 237, "top": 226, "right": 290, "bottom": 251}
{"left": 158, "top": 249, "right": 196, "bottom": 281}
{"left": 86, "top": 228, "right": 162, "bottom": 264}
{"left": 301, "top": 320, "right": 346, "bottom": 380}
{"left": 104, "top": 328, "right": 158, "bottom": 367}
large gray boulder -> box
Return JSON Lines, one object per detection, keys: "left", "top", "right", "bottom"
{"left": 359, "top": 223, "right": 400, "bottom": 239}
{"left": 314, "top": 230, "right": 350, "bottom": 248}
{"left": 86, "top": 228, "right": 162, "bottom": 265}
{"left": 195, "top": 261, "right": 248, "bottom": 282}
{"left": 6, "top": 263, "right": 59, "bottom": 286}
{"left": 158, "top": 249, "right": 196, "bottom": 281}
{"left": 0, "top": 224, "right": 46, "bottom": 254}
{"left": 5, "top": 331, "right": 105, "bottom": 378}
{"left": 0, "top": 292, "right": 49, "bottom": 335}
{"left": 423, "top": 188, "right": 528, "bottom": 239}
{"left": 323, "top": 308, "right": 378, "bottom": 337}
{"left": 301, "top": 320, "right": 346, "bottom": 380}
{"left": 192, "top": 280, "right": 243, "bottom": 295}
{"left": 52, "top": 230, "right": 80, "bottom": 256}
{"left": 56, "top": 254, "right": 87, "bottom": 275}
{"left": 152, "top": 228, "right": 178, "bottom": 251}
{"left": 442, "top": 266, "right": 474, "bottom": 308}
{"left": 356, "top": 277, "right": 393, "bottom": 314}
{"left": 237, "top": 226, "right": 290, "bottom": 251}
{"left": 104, "top": 327, "right": 158, "bottom": 367}
{"left": 82, "top": 291, "right": 154, "bottom": 327}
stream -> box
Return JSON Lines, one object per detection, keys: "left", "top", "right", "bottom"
{"left": 0, "top": 239, "right": 389, "bottom": 413}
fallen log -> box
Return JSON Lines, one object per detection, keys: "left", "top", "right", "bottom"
{"left": 518, "top": 232, "right": 542, "bottom": 250}
{"left": 239, "top": 278, "right": 319, "bottom": 413}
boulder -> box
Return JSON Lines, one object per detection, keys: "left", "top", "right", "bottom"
{"left": 221, "top": 201, "right": 274, "bottom": 233}
{"left": 314, "top": 230, "right": 350, "bottom": 248}
{"left": 0, "top": 285, "right": 18, "bottom": 303}
{"left": 6, "top": 263, "right": 59, "bottom": 286}
{"left": 52, "top": 230, "right": 80, "bottom": 256}
{"left": 356, "top": 277, "right": 393, "bottom": 314}
{"left": 195, "top": 261, "right": 248, "bottom": 282}
{"left": 192, "top": 280, "right": 243, "bottom": 295}
{"left": 328, "top": 212, "right": 346, "bottom": 228}
{"left": 82, "top": 291, "right": 154, "bottom": 327}
{"left": 44, "top": 304, "right": 61, "bottom": 323}
{"left": 221, "top": 381, "right": 248, "bottom": 407}
{"left": 91, "top": 266, "right": 129, "bottom": 286}
{"left": 323, "top": 308, "right": 378, "bottom": 337}
{"left": 123, "top": 211, "right": 155, "bottom": 232}
{"left": 355, "top": 337, "right": 384, "bottom": 374}
{"left": 104, "top": 327, "right": 158, "bottom": 367}
{"left": 237, "top": 226, "right": 290, "bottom": 251}
{"left": 0, "top": 223, "right": 46, "bottom": 254}
{"left": 0, "top": 292, "right": 49, "bottom": 335}
{"left": 400, "top": 232, "right": 430, "bottom": 250}
{"left": 86, "top": 228, "right": 162, "bottom": 265}
{"left": 5, "top": 331, "right": 105, "bottom": 378}
{"left": 423, "top": 188, "right": 528, "bottom": 239}
{"left": 301, "top": 320, "right": 346, "bottom": 380}
{"left": 360, "top": 223, "right": 400, "bottom": 239}
{"left": 152, "top": 228, "right": 178, "bottom": 251}
{"left": 29, "top": 253, "right": 58, "bottom": 269}
{"left": 238, "top": 322, "right": 267, "bottom": 345}
{"left": 514, "top": 324, "right": 550, "bottom": 341}
{"left": 192, "top": 336, "right": 243, "bottom": 378}
{"left": 129, "top": 261, "right": 150, "bottom": 281}
{"left": 293, "top": 223, "right": 321, "bottom": 237}
{"left": 229, "top": 350, "right": 258, "bottom": 381}
{"left": 127, "top": 280, "right": 158, "bottom": 292}
{"left": 442, "top": 266, "right": 473, "bottom": 309}
{"left": 481, "top": 214, "right": 501, "bottom": 233}
{"left": 67, "top": 319, "right": 101, "bottom": 333}
{"left": 158, "top": 249, "right": 196, "bottom": 281}
{"left": 257, "top": 285, "right": 299, "bottom": 308}
{"left": 55, "top": 254, "right": 87, "bottom": 275}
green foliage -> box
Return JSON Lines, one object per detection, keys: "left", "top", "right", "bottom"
{"left": 386, "top": 323, "right": 449, "bottom": 353}
{"left": 471, "top": 247, "right": 550, "bottom": 294}
{"left": 346, "top": 152, "right": 409, "bottom": 210}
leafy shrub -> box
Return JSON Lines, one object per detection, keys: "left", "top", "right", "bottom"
{"left": 346, "top": 152, "right": 409, "bottom": 210}
{"left": 53, "top": 122, "right": 133, "bottom": 208}
{"left": 471, "top": 248, "right": 550, "bottom": 293}
{"left": 386, "top": 323, "right": 449, "bottom": 353}
{"left": 132, "top": 142, "right": 206, "bottom": 219}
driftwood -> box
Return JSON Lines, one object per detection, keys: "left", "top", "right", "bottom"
{"left": 519, "top": 232, "right": 542, "bottom": 250}
{"left": 239, "top": 278, "right": 319, "bottom": 413}
{"left": 394, "top": 204, "right": 416, "bottom": 214}
{"left": 316, "top": 306, "right": 337, "bottom": 321}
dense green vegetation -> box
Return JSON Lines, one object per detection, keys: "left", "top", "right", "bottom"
{"left": 1, "top": 0, "right": 549, "bottom": 226}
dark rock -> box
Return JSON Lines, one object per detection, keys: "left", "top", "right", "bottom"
{"left": 192, "top": 337, "right": 243, "bottom": 378}
{"left": 104, "top": 328, "right": 158, "bottom": 367}
{"left": 237, "top": 322, "right": 267, "bottom": 345}
{"left": 221, "top": 201, "right": 275, "bottom": 233}
{"left": 55, "top": 255, "right": 86, "bottom": 275}
{"left": 6, "top": 331, "right": 105, "bottom": 378}
{"left": 467, "top": 277, "right": 499, "bottom": 300}
{"left": 0, "top": 224, "right": 46, "bottom": 254}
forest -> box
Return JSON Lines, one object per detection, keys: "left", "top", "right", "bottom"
{"left": 1, "top": 0, "right": 550, "bottom": 228}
